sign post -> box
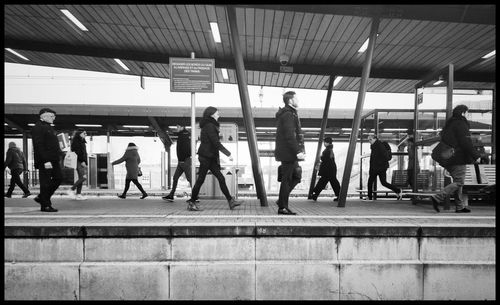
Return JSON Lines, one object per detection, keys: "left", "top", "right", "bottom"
{"left": 170, "top": 54, "right": 215, "bottom": 198}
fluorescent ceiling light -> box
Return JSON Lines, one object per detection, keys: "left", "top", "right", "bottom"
{"left": 4, "top": 123, "right": 8, "bottom": 126}
{"left": 60, "top": 9, "right": 88, "bottom": 31}
{"left": 114, "top": 58, "right": 130, "bottom": 71}
{"left": 221, "top": 68, "right": 229, "bottom": 79}
{"left": 333, "top": 76, "right": 343, "bottom": 86}
{"left": 482, "top": 50, "right": 495, "bottom": 59}
{"left": 210, "top": 22, "right": 221, "bottom": 43}
{"left": 358, "top": 39, "right": 370, "bottom": 53}
{"left": 433, "top": 79, "right": 444, "bottom": 85}
{"left": 5, "top": 48, "right": 29, "bottom": 61}
{"left": 28, "top": 123, "right": 35, "bottom": 126}
{"left": 75, "top": 124, "right": 102, "bottom": 127}
{"left": 122, "top": 125, "right": 149, "bottom": 128}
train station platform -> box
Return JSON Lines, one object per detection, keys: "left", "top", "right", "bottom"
{"left": 4, "top": 191, "right": 496, "bottom": 300}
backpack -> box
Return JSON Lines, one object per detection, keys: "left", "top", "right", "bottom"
{"left": 382, "top": 141, "right": 392, "bottom": 161}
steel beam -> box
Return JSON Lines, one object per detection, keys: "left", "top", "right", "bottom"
{"left": 226, "top": 5, "right": 268, "bottom": 206}
{"left": 337, "top": 17, "right": 380, "bottom": 207}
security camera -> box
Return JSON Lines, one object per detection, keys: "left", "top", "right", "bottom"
{"left": 279, "top": 54, "right": 289, "bottom": 66}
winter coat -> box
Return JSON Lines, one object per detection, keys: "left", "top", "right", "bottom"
{"left": 440, "top": 116, "right": 481, "bottom": 165}
{"left": 31, "top": 120, "right": 63, "bottom": 169}
{"left": 71, "top": 136, "right": 88, "bottom": 165}
{"left": 4, "top": 146, "right": 27, "bottom": 171}
{"left": 112, "top": 145, "right": 141, "bottom": 179}
{"left": 176, "top": 128, "right": 191, "bottom": 162}
{"left": 318, "top": 145, "right": 337, "bottom": 177}
{"left": 274, "top": 105, "right": 305, "bottom": 162}
{"left": 369, "top": 139, "right": 390, "bottom": 173}
{"left": 197, "top": 117, "right": 230, "bottom": 160}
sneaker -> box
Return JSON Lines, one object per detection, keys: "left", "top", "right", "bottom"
{"left": 396, "top": 190, "right": 403, "bottom": 200}
{"left": 162, "top": 194, "right": 174, "bottom": 202}
{"left": 456, "top": 207, "right": 471, "bottom": 213}
{"left": 186, "top": 199, "right": 202, "bottom": 211}
{"left": 278, "top": 208, "right": 296, "bottom": 215}
{"left": 67, "top": 189, "right": 76, "bottom": 198}
{"left": 430, "top": 196, "right": 440, "bottom": 213}
{"left": 117, "top": 194, "right": 126, "bottom": 199}
{"left": 228, "top": 197, "right": 243, "bottom": 210}
{"left": 75, "top": 194, "right": 87, "bottom": 201}
{"left": 22, "top": 192, "right": 31, "bottom": 198}
{"left": 41, "top": 206, "right": 58, "bottom": 212}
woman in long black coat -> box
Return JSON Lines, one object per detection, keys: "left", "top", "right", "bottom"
{"left": 186, "top": 106, "right": 242, "bottom": 211}
{"left": 311, "top": 137, "right": 340, "bottom": 201}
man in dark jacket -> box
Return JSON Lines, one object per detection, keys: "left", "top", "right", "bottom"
{"left": 366, "top": 134, "right": 402, "bottom": 201}
{"left": 4, "top": 142, "right": 31, "bottom": 198}
{"left": 163, "top": 125, "right": 192, "bottom": 201}
{"left": 31, "top": 108, "right": 62, "bottom": 212}
{"left": 311, "top": 137, "right": 340, "bottom": 201}
{"left": 430, "top": 104, "right": 482, "bottom": 213}
{"left": 275, "top": 91, "right": 305, "bottom": 215}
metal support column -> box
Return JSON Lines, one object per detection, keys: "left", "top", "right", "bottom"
{"left": 308, "top": 75, "right": 335, "bottom": 199}
{"left": 412, "top": 88, "right": 419, "bottom": 193}
{"left": 446, "top": 64, "right": 454, "bottom": 119}
{"left": 227, "top": 5, "right": 268, "bottom": 206}
{"left": 492, "top": 89, "right": 496, "bottom": 164}
{"left": 337, "top": 17, "right": 379, "bottom": 207}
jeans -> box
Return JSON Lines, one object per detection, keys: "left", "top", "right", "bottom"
{"left": 278, "top": 161, "right": 301, "bottom": 209}
{"left": 71, "top": 162, "right": 87, "bottom": 194}
{"left": 191, "top": 156, "right": 232, "bottom": 201}
{"left": 38, "top": 161, "right": 63, "bottom": 207}
{"left": 367, "top": 169, "right": 401, "bottom": 199}
{"left": 6, "top": 168, "right": 30, "bottom": 196}
{"left": 435, "top": 164, "right": 467, "bottom": 210}
{"left": 170, "top": 157, "right": 192, "bottom": 194}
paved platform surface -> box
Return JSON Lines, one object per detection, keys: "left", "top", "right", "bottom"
{"left": 4, "top": 189, "right": 495, "bottom": 228}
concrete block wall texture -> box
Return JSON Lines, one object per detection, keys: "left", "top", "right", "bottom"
{"left": 4, "top": 231, "right": 496, "bottom": 300}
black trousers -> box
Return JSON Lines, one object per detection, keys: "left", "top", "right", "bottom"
{"left": 122, "top": 178, "right": 146, "bottom": 195}
{"left": 38, "top": 161, "right": 62, "bottom": 206}
{"left": 191, "top": 156, "right": 232, "bottom": 201}
{"left": 277, "top": 161, "right": 301, "bottom": 209}
{"left": 367, "top": 169, "right": 401, "bottom": 199}
{"left": 312, "top": 175, "right": 340, "bottom": 197}
{"left": 170, "top": 157, "right": 192, "bottom": 194}
{"left": 6, "top": 168, "right": 30, "bottom": 196}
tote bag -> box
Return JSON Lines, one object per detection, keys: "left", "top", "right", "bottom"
{"left": 63, "top": 151, "right": 78, "bottom": 169}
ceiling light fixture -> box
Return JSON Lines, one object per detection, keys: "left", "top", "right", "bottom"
{"left": 5, "top": 48, "right": 29, "bottom": 61}
{"left": 75, "top": 124, "right": 102, "bottom": 127}
{"left": 333, "top": 76, "right": 343, "bottom": 86}
{"left": 357, "top": 33, "right": 380, "bottom": 53}
{"left": 210, "top": 22, "right": 221, "bottom": 43}
{"left": 114, "top": 58, "right": 130, "bottom": 71}
{"left": 60, "top": 9, "right": 88, "bottom": 31}
{"left": 433, "top": 75, "right": 444, "bottom": 86}
{"left": 221, "top": 68, "right": 229, "bottom": 79}
{"left": 122, "top": 125, "right": 149, "bottom": 128}
{"left": 481, "top": 50, "right": 495, "bottom": 59}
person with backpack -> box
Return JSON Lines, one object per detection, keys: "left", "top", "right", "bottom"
{"left": 4, "top": 142, "right": 31, "bottom": 198}
{"left": 430, "top": 104, "right": 482, "bottom": 213}
{"left": 365, "top": 134, "right": 402, "bottom": 201}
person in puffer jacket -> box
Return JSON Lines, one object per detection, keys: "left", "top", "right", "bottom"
{"left": 430, "top": 104, "right": 482, "bottom": 213}
{"left": 4, "top": 142, "right": 30, "bottom": 198}
{"left": 186, "top": 106, "right": 243, "bottom": 211}
{"left": 112, "top": 142, "right": 148, "bottom": 199}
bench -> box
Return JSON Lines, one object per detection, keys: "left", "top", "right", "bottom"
{"left": 463, "top": 164, "right": 496, "bottom": 204}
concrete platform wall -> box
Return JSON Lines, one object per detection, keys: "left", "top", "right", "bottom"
{"left": 4, "top": 226, "right": 495, "bottom": 300}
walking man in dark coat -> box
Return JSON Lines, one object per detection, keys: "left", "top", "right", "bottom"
{"left": 366, "top": 134, "right": 402, "bottom": 201}
{"left": 4, "top": 142, "right": 31, "bottom": 198}
{"left": 31, "top": 108, "right": 63, "bottom": 212}
{"left": 311, "top": 137, "right": 341, "bottom": 201}
{"left": 274, "top": 91, "right": 305, "bottom": 215}
{"left": 163, "top": 125, "right": 192, "bottom": 201}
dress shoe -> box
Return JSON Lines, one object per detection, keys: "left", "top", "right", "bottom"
{"left": 41, "top": 206, "right": 58, "bottom": 212}
{"left": 278, "top": 208, "right": 296, "bottom": 215}
{"left": 22, "top": 192, "right": 31, "bottom": 198}
{"left": 310, "top": 194, "right": 318, "bottom": 201}
{"left": 228, "top": 197, "right": 243, "bottom": 210}
{"left": 34, "top": 196, "right": 42, "bottom": 205}
{"left": 162, "top": 194, "right": 174, "bottom": 202}
{"left": 430, "top": 196, "right": 440, "bottom": 212}
{"left": 140, "top": 193, "right": 148, "bottom": 199}
{"left": 333, "top": 197, "right": 339, "bottom": 201}
{"left": 456, "top": 207, "right": 471, "bottom": 213}
{"left": 117, "top": 194, "right": 126, "bottom": 199}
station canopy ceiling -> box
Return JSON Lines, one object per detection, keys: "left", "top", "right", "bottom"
{"left": 4, "top": 4, "right": 495, "bottom": 93}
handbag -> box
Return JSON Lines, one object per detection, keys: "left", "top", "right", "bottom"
{"left": 137, "top": 167, "right": 143, "bottom": 177}
{"left": 63, "top": 151, "right": 78, "bottom": 169}
{"left": 431, "top": 140, "right": 455, "bottom": 166}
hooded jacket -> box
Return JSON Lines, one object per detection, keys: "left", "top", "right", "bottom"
{"left": 4, "top": 144, "right": 27, "bottom": 171}
{"left": 71, "top": 136, "right": 88, "bottom": 165}
{"left": 440, "top": 116, "right": 481, "bottom": 165}
{"left": 197, "top": 117, "right": 230, "bottom": 160}
{"left": 31, "top": 119, "right": 63, "bottom": 169}
{"left": 274, "top": 105, "right": 305, "bottom": 162}
{"left": 112, "top": 145, "right": 141, "bottom": 179}
{"left": 369, "top": 139, "right": 390, "bottom": 173}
